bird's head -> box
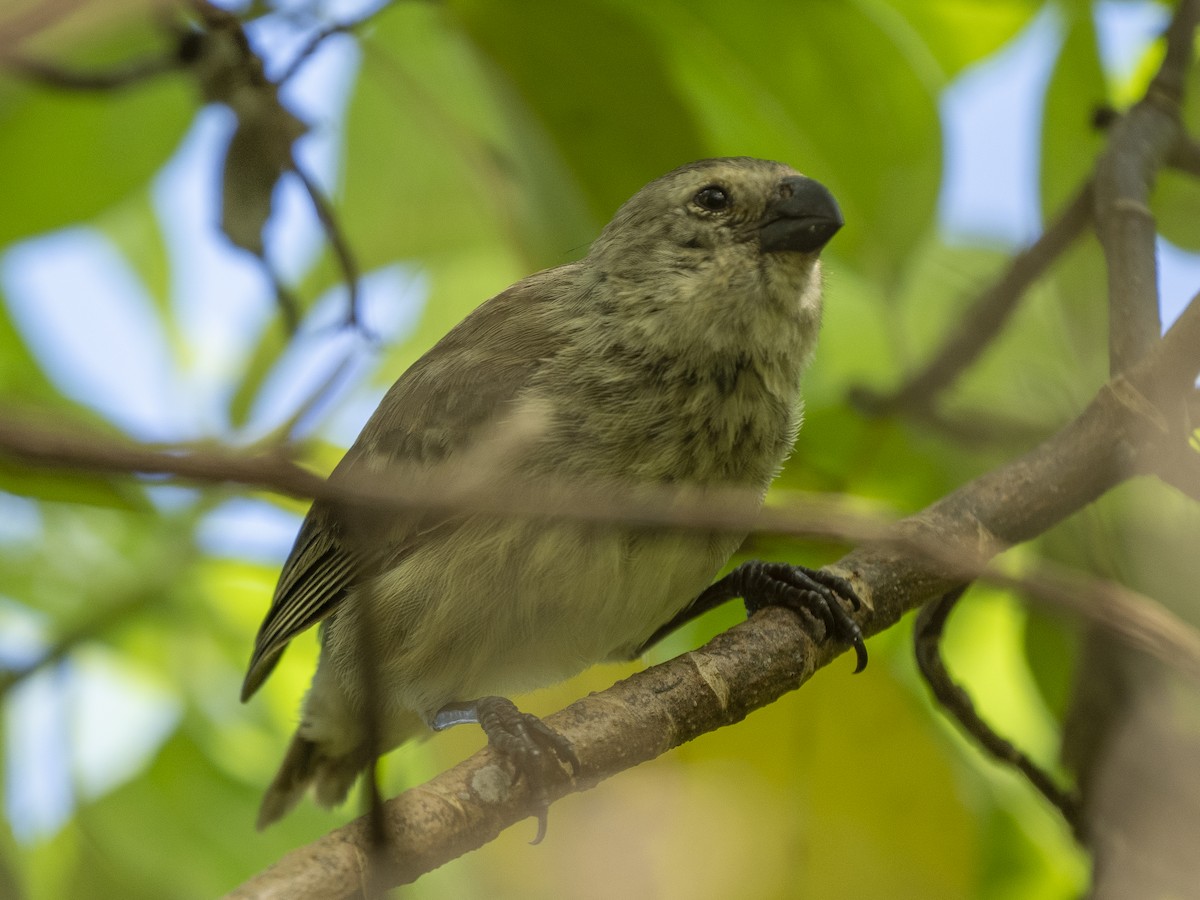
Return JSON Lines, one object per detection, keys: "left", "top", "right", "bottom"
{"left": 586, "top": 158, "right": 843, "bottom": 345}
{"left": 590, "top": 157, "right": 842, "bottom": 269}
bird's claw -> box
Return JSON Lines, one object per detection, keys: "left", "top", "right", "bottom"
{"left": 736, "top": 562, "right": 868, "bottom": 672}
{"left": 434, "top": 696, "right": 577, "bottom": 844}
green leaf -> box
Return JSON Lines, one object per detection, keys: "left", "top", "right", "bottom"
{"left": 448, "top": 0, "right": 706, "bottom": 221}
{"left": 342, "top": 1, "right": 595, "bottom": 275}
{"left": 0, "top": 458, "right": 147, "bottom": 511}
{"left": 1154, "top": 168, "right": 1200, "bottom": 253}
{"left": 54, "top": 731, "right": 308, "bottom": 899}
{"left": 611, "top": 0, "right": 943, "bottom": 282}
{"left": 0, "top": 288, "right": 61, "bottom": 405}
{"left": 882, "top": 0, "right": 1040, "bottom": 79}
{"left": 226, "top": 319, "right": 288, "bottom": 430}
{"left": 96, "top": 190, "right": 178, "bottom": 352}
{"left": 1040, "top": 5, "right": 1107, "bottom": 215}
{"left": 1153, "top": 46, "right": 1200, "bottom": 252}
{"left": 1023, "top": 608, "right": 1080, "bottom": 721}
{"left": 0, "top": 73, "right": 193, "bottom": 246}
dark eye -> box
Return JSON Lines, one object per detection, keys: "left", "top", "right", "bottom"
{"left": 693, "top": 186, "right": 730, "bottom": 212}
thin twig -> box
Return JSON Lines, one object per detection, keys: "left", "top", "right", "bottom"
{"left": 262, "top": 257, "right": 302, "bottom": 333}
{"left": 1, "top": 288, "right": 1198, "bottom": 558}
{"left": 7, "top": 52, "right": 179, "bottom": 88}
{"left": 290, "top": 159, "right": 368, "bottom": 336}
{"left": 273, "top": 350, "right": 361, "bottom": 444}
{"left": 914, "top": 587, "right": 1085, "bottom": 840}
{"left": 852, "top": 179, "right": 1093, "bottom": 416}
{"left": 277, "top": 2, "right": 396, "bottom": 87}
{"left": 0, "top": 586, "right": 165, "bottom": 696}
{"left": 278, "top": 22, "right": 354, "bottom": 85}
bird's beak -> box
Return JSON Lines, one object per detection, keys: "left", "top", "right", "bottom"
{"left": 758, "top": 176, "right": 843, "bottom": 253}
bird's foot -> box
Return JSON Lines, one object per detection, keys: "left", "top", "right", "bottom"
{"left": 433, "top": 696, "right": 578, "bottom": 844}
{"left": 724, "top": 561, "right": 868, "bottom": 672}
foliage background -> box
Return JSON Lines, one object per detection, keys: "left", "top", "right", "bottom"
{"left": 1, "top": 0, "right": 1196, "bottom": 896}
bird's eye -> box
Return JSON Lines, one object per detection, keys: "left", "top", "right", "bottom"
{"left": 693, "top": 186, "right": 730, "bottom": 212}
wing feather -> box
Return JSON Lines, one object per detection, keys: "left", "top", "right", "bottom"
{"left": 240, "top": 269, "right": 581, "bottom": 701}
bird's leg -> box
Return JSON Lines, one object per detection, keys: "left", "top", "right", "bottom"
{"left": 635, "top": 561, "right": 868, "bottom": 672}
{"left": 631, "top": 583, "right": 733, "bottom": 656}
{"left": 432, "top": 696, "right": 579, "bottom": 844}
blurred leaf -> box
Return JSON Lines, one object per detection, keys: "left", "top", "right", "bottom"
{"left": 0, "top": 295, "right": 153, "bottom": 505}
{"left": 949, "top": 255, "right": 1105, "bottom": 427}
{"left": 690, "top": 643, "right": 978, "bottom": 898}
{"left": 226, "top": 319, "right": 288, "bottom": 429}
{"left": 0, "top": 505, "right": 183, "bottom": 630}
{"left": 979, "top": 802, "right": 1085, "bottom": 900}
{"left": 1035, "top": 235, "right": 1110, "bottom": 389}
{"left": 0, "top": 460, "right": 147, "bottom": 510}
{"left": 1023, "top": 608, "right": 1080, "bottom": 721}
{"left": 0, "top": 813, "right": 22, "bottom": 900}
{"left": 219, "top": 101, "right": 306, "bottom": 258}
{"left": 1040, "top": 5, "right": 1107, "bottom": 214}
{"left": 884, "top": 0, "right": 1040, "bottom": 79}
{"left": 58, "top": 731, "right": 297, "bottom": 899}
{"left": 343, "top": 1, "right": 595, "bottom": 274}
{"left": 5, "top": 0, "right": 172, "bottom": 63}
{"left": 1153, "top": 168, "right": 1200, "bottom": 253}
{"left": 0, "top": 289, "right": 61, "bottom": 404}
{"left": 449, "top": 0, "right": 705, "bottom": 218}
{"left": 612, "top": 0, "right": 942, "bottom": 282}
{"left": 1153, "top": 44, "right": 1200, "bottom": 252}
{"left": 0, "top": 70, "right": 192, "bottom": 246}
{"left": 96, "top": 190, "right": 177, "bottom": 351}
{"left": 376, "top": 247, "right": 528, "bottom": 381}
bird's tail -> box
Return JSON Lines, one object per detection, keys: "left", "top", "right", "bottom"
{"left": 256, "top": 732, "right": 370, "bottom": 830}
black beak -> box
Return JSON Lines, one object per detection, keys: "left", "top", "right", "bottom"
{"left": 758, "top": 176, "right": 843, "bottom": 253}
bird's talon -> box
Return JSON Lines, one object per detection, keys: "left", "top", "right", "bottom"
{"left": 530, "top": 807, "right": 549, "bottom": 845}
{"left": 728, "top": 561, "right": 868, "bottom": 672}
{"left": 851, "top": 635, "right": 868, "bottom": 674}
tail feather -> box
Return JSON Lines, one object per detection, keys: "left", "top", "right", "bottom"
{"left": 256, "top": 733, "right": 369, "bottom": 830}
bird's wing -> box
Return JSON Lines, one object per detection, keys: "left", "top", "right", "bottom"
{"left": 240, "top": 270, "right": 580, "bottom": 701}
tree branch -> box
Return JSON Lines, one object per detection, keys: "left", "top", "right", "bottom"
{"left": 1094, "top": 0, "right": 1198, "bottom": 372}
{"left": 225, "top": 290, "right": 1200, "bottom": 899}
{"left": 914, "top": 588, "right": 1084, "bottom": 839}
{"left": 0, "top": 408, "right": 908, "bottom": 548}
{"left": 3, "top": 294, "right": 1197, "bottom": 899}
{"left": 0, "top": 0, "right": 89, "bottom": 60}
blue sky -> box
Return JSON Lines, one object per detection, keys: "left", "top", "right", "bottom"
{"left": 2, "top": 0, "right": 1195, "bottom": 840}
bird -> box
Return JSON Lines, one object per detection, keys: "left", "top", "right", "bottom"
{"left": 242, "top": 156, "right": 864, "bottom": 833}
